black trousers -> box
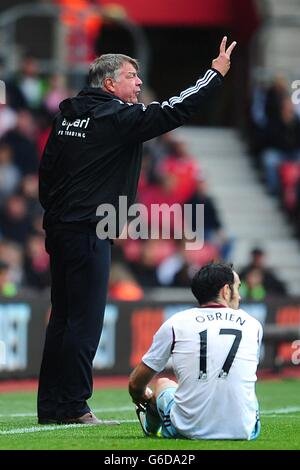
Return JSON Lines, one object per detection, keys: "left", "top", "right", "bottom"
{"left": 37, "top": 229, "right": 111, "bottom": 420}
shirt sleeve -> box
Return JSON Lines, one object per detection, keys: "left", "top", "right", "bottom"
{"left": 115, "top": 68, "right": 223, "bottom": 143}
{"left": 142, "top": 320, "right": 174, "bottom": 372}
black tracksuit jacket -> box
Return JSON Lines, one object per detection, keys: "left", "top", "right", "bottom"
{"left": 39, "top": 68, "right": 223, "bottom": 233}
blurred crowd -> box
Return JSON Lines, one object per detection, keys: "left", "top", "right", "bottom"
{"left": 248, "top": 75, "right": 300, "bottom": 237}
{"left": 0, "top": 56, "right": 72, "bottom": 297}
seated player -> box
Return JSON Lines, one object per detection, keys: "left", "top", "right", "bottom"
{"left": 129, "top": 263, "right": 262, "bottom": 440}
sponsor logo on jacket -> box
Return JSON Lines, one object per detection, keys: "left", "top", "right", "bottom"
{"left": 58, "top": 117, "right": 91, "bottom": 138}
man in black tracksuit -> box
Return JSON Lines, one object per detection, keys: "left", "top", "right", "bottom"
{"left": 38, "top": 37, "right": 236, "bottom": 425}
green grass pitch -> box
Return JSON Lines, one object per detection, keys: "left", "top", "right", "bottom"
{"left": 0, "top": 379, "right": 299, "bottom": 450}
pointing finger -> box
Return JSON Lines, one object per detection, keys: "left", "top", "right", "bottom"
{"left": 226, "top": 41, "right": 237, "bottom": 57}
{"left": 220, "top": 36, "right": 227, "bottom": 53}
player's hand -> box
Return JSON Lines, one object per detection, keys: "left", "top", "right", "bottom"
{"left": 143, "top": 386, "right": 153, "bottom": 401}
{"left": 211, "top": 36, "right": 237, "bottom": 77}
{"left": 130, "top": 386, "right": 153, "bottom": 406}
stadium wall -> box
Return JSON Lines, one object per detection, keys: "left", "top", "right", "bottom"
{"left": 0, "top": 293, "right": 299, "bottom": 379}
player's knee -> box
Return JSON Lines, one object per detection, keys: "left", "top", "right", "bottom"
{"left": 155, "top": 378, "right": 177, "bottom": 397}
{"left": 157, "top": 378, "right": 170, "bottom": 388}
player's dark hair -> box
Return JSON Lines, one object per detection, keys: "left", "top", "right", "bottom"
{"left": 191, "top": 263, "right": 234, "bottom": 305}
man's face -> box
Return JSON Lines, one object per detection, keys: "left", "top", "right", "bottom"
{"left": 110, "top": 62, "right": 142, "bottom": 104}
{"left": 227, "top": 271, "right": 241, "bottom": 310}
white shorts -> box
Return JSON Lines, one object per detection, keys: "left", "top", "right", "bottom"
{"left": 156, "top": 387, "right": 182, "bottom": 438}
{"left": 156, "top": 387, "right": 261, "bottom": 440}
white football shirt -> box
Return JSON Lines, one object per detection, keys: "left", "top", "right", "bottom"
{"left": 142, "top": 306, "right": 263, "bottom": 440}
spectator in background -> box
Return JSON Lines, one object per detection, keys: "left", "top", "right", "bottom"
{"left": 240, "top": 247, "right": 287, "bottom": 296}
{"left": 158, "top": 139, "right": 199, "bottom": 203}
{"left": 264, "top": 75, "right": 288, "bottom": 124}
{"left": 20, "top": 174, "right": 40, "bottom": 215}
{"left": 0, "top": 104, "right": 17, "bottom": 138}
{"left": 248, "top": 79, "right": 268, "bottom": 164}
{"left": 2, "top": 110, "right": 38, "bottom": 175}
{"left": 129, "top": 240, "right": 161, "bottom": 287}
{"left": 0, "top": 194, "right": 31, "bottom": 244}
{"left": 250, "top": 79, "right": 267, "bottom": 131}
{"left": 23, "top": 234, "right": 50, "bottom": 290}
{"left": 185, "top": 171, "right": 233, "bottom": 260}
{"left": 0, "top": 240, "right": 23, "bottom": 287}
{"left": 157, "top": 237, "right": 219, "bottom": 287}
{"left": 0, "top": 143, "right": 21, "bottom": 203}
{"left": 239, "top": 267, "right": 266, "bottom": 301}
{"left": 261, "top": 97, "right": 300, "bottom": 194}
{"left": 0, "top": 56, "right": 27, "bottom": 111}
{"left": 44, "top": 74, "right": 70, "bottom": 115}
{"left": 17, "top": 56, "right": 45, "bottom": 109}
{"left": 0, "top": 260, "right": 17, "bottom": 297}
{"left": 157, "top": 238, "right": 194, "bottom": 287}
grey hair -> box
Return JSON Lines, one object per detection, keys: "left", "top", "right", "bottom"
{"left": 88, "top": 54, "right": 139, "bottom": 88}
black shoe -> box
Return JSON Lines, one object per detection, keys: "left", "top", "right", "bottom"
{"left": 38, "top": 417, "right": 57, "bottom": 425}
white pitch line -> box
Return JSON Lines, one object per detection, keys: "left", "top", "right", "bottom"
{"left": 260, "top": 407, "right": 300, "bottom": 415}
{"left": 0, "top": 419, "right": 138, "bottom": 435}
{"left": 2, "top": 406, "right": 300, "bottom": 419}
{"left": 263, "top": 415, "right": 300, "bottom": 419}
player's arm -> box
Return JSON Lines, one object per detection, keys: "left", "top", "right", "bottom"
{"left": 129, "top": 320, "right": 174, "bottom": 405}
{"left": 129, "top": 362, "right": 156, "bottom": 406}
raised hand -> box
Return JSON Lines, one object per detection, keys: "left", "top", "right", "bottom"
{"left": 211, "top": 36, "right": 237, "bottom": 77}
